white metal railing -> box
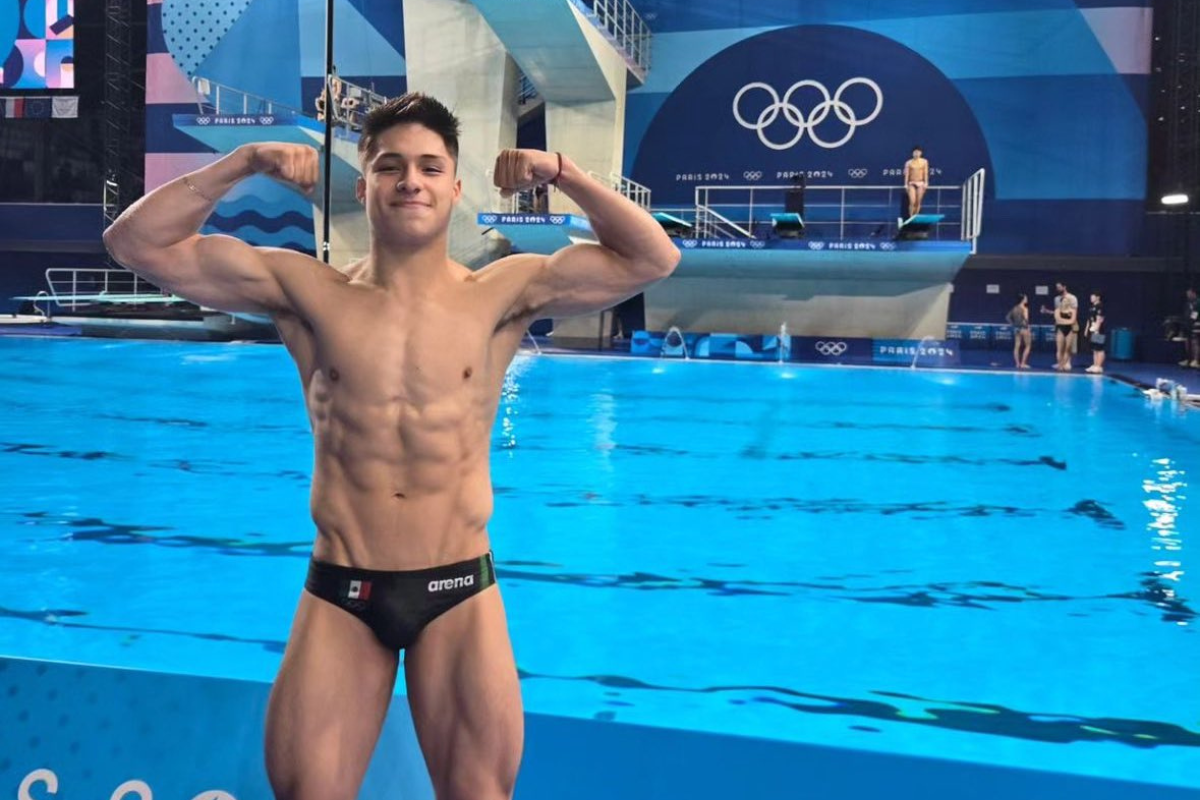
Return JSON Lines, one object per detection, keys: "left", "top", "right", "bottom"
{"left": 569, "top": 0, "right": 651, "bottom": 76}
{"left": 691, "top": 175, "right": 984, "bottom": 243}
{"left": 190, "top": 76, "right": 302, "bottom": 118}
{"left": 587, "top": 170, "right": 651, "bottom": 209}
{"left": 320, "top": 76, "right": 389, "bottom": 131}
{"left": 43, "top": 268, "right": 178, "bottom": 310}
{"left": 191, "top": 75, "right": 389, "bottom": 132}
{"left": 487, "top": 170, "right": 649, "bottom": 214}
{"left": 614, "top": 173, "right": 651, "bottom": 209}
{"left": 695, "top": 204, "right": 752, "bottom": 240}
{"left": 961, "top": 169, "right": 986, "bottom": 253}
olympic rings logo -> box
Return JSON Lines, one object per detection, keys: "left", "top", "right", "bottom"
{"left": 744, "top": 170, "right": 763, "bottom": 181}
{"left": 814, "top": 341, "right": 849, "bottom": 356}
{"left": 733, "top": 78, "right": 884, "bottom": 150}
{"left": 848, "top": 168, "right": 868, "bottom": 179}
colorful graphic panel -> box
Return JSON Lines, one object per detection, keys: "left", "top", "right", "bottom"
{"left": 0, "top": 0, "right": 74, "bottom": 89}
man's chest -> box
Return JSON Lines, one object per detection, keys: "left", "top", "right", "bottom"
{"left": 286, "top": 290, "right": 503, "bottom": 406}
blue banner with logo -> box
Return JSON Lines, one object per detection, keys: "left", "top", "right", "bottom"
{"left": 676, "top": 238, "right": 968, "bottom": 253}
{"left": 178, "top": 113, "right": 299, "bottom": 127}
{"left": 792, "top": 336, "right": 874, "bottom": 363}
{"left": 873, "top": 339, "right": 960, "bottom": 367}
{"left": 476, "top": 213, "right": 584, "bottom": 227}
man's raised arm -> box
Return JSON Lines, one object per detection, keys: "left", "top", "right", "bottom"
{"left": 103, "top": 143, "right": 320, "bottom": 314}
{"left": 486, "top": 150, "right": 680, "bottom": 321}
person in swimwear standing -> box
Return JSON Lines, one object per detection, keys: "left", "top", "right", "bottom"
{"left": 102, "top": 93, "right": 681, "bottom": 800}
{"left": 904, "top": 145, "right": 930, "bottom": 217}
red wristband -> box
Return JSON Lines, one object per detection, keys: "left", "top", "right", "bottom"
{"left": 550, "top": 151, "right": 563, "bottom": 186}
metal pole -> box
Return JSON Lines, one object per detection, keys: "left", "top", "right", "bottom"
{"left": 321, "top": 0, "right": 336, "bottom": 264}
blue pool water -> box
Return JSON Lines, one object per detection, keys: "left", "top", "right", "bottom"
{"left": 0, "top": 337, "right": 1197, "bottom": 789}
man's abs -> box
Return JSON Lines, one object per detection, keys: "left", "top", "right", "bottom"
{"left": 309, "top": 453, "right": 495, "bottom": 570}
{"left": 303, "top": 387, "right": 498, "bottom": 569}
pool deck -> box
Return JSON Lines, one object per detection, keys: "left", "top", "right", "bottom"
{"left": 3, "top": 654, "right": 1197, "bottom": 800}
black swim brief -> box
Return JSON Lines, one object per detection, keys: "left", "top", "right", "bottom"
{"left": 305, "top": 552, "right": 496, "bottom": 651}
{"left": 1056, "top": 324, "right": 1074, "bottom": 336}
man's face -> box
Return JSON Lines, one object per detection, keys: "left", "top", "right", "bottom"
{"left": 912, "top": 149, "right": 922, "bottom": 159}
{"left": 1189, "top": 289, "right": 1197, "bottom": 302}
{"left": 356, "top": 123, "right": 461, "bottom": 244}
{"left": 1056, "top": 283, "right": 1066, "bottom": 295}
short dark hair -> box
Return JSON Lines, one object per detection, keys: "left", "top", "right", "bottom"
{"left": 358, "top": 93, "right": 461, "bottom": 165}
{"left": 1091, "top": 289, "right": 1102, "bottom": 301}
{"left": 912, "top": 144, "right": 923, "bottom": 151}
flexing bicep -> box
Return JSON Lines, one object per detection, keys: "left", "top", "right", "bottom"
{"left": 519, "top": 243, "right": 662, "bottom": 319}
{"left": 124, "top": 233, "right": 290, "bottom": 314}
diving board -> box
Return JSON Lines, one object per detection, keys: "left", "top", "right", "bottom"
{"left": 12, "top": 293, "right": 186, "bottom": 305}
{"left": 652, "top": 211, "right": 693, "bottom": 236}
{"left": 896, "top": 213, "right": 945, "bottom": 241}
{"left": 770, "top": 212, "right": 805, "bottom": 239}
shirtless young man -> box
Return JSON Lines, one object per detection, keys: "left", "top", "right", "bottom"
{"left": 903, "top": 145, "right": 930, "bottom": 217}
{"left": 102, "top": 93, "right": 680, "bottom": 800}
{"left": 1040, "top": 281, "right": 1079, "bottom": 371}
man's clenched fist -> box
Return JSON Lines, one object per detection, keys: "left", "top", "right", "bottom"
{"left": 249, "top": 143, "right": 320, "bottom": 195}
{"left": 492, "top": 149, "right": 561, "bottom": 197}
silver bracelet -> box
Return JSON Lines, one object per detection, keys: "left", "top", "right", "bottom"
{"left": 183, "top": 174, "right": 216, "bottom": 204}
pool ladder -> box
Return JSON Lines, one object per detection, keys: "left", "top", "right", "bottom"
{"left": 32, "top": 291, "right": 53, "bottom": 321}
{"left": 523, "top": 329, "right": 542, "bottom": 355}
{"left": 661, "top": 325, "right": 689, "bottom": 359}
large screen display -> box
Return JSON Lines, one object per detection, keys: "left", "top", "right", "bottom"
{"left": 1, "top": 0, "right": 75, "bottom": 89}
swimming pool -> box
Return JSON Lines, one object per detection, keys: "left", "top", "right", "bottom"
{"left": 0, "top": 337, "right": 1196, "bottom": 790}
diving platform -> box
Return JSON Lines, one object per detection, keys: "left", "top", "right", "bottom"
{"left": 474, "top": 212, "right": 968, "bottom": 281}
{"left": 474, "top": 211, "right": 972, "bottom": 341}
